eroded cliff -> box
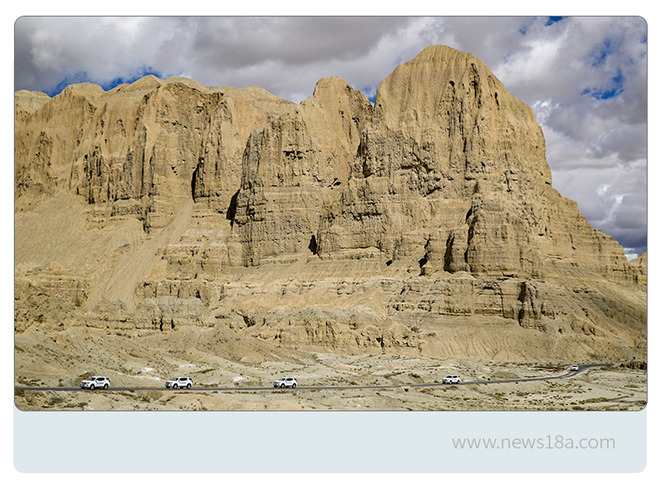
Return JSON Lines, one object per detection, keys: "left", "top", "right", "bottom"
{"left": 14, "top": 45, "right": 646, "bottom": 363}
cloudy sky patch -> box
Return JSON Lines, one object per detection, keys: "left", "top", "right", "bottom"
{"left": 13, "top": 15, "right": 647, "bottom": 258}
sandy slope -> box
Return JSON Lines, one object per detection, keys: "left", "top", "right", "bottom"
{"left": 84, "top": 198, "right": 194, "bottom": 311}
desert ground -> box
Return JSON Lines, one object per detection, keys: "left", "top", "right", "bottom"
{"left": 14, "top": 326, "right": 646, "bottom": 412}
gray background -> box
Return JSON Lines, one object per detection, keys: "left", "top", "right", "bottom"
{"left": 14, "top": 407, "right": 646, "bottom": 473}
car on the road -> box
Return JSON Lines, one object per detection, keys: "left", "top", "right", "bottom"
{"left": 80, "top": 376, "right": 110, "bottom": 390}
{"left": 273, "top": 377, "right": 298, "bottom": 388}
{"left": 570, "top": 365, "right": 579, "bottom": 371}
{"left": 442, "top": 374, "right": 461, "bottom": 384}
{"left": 166, "top": 377, "right": 193, "bottom": 389}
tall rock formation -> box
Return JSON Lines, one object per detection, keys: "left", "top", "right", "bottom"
{"left": 14, "top": 45, "right": 646, "bottom": 363}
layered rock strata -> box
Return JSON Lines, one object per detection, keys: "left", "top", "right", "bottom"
{"left": 14, "top": 45, "right": 646, "bottom": 362}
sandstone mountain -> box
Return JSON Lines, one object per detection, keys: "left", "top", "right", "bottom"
{"left": 14, "top": 45, "right": 646, "bottom": 365}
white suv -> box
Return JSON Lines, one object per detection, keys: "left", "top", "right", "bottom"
{"left": 166, "top": 377, "right": 193, "bottom": 389}
{"left": 442, "top": 374, "right": 461, "bottom": 384}
{"left": 80, "top": 376, "right": 110, "bottom": 390}
{"left": 273, "top": 377, "right": 298, "bottom": 388}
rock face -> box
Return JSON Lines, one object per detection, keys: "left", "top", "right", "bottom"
{"left": 14, "top": 45, "right": 646, "bottom": 363}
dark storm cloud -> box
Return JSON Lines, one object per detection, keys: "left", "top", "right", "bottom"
{"left": 14, "top": 17, "right": 412, "bottom": 98}
{"left": 188, "top": 17, "right": 407, "bottom": 68}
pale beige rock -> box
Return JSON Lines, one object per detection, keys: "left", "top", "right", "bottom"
{"left": 14, "top": 45, "right": 646, "bottom": 368}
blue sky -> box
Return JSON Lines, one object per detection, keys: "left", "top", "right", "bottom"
{"left": 50, "top": 68, "right": 165, "bottom": 97}
{"left": 13, "top": 16, "right": 648, "bottom": 258}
